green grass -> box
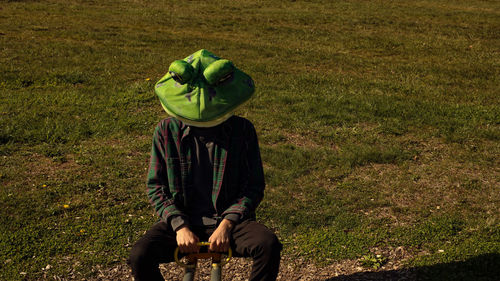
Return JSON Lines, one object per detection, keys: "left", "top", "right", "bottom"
{"left": 1, "top": 0, "right": 499, "bottom": 280}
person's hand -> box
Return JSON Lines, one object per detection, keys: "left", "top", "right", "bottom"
{"left": 176, "top": 226, "right": 200, "bottom": 253}
{"left": 208, "top": 219, "right": 234, "bottom": 252}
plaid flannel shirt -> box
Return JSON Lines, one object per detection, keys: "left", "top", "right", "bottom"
{"left": 146, "top": 116, "right": 265, "bottom": 228}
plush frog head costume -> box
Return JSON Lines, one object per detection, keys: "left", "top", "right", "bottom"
{"left": 155, "top": 49, "right": 255, "bottom": 127}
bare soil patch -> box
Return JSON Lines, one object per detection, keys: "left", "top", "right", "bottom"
{"left": 87, "top": 247, "right": 416, "bottom": 281}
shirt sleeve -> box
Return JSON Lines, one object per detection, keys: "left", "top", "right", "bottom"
{"left": 221, "top": 119, "right": 265, "bottom": 220}
{"left": 170, "top": 215, "right": 189, "bottom": 232}
{"left": 146, "top": 121, "right": 186, "bottom": 224}
{"left": 223, "top": 213, "right": 241, "bottom": 224}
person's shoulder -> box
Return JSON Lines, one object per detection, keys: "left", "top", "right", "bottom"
{"left": 228, "top": 116, "right": 257, "bottom": 137}
{"left": 154, "top": 117, "right": 185, "bottom": 135}
{"left": 156, "top": 117, "right": 182, "bottom": 127}
{"left": 229, "top": 115, "right": 255, "bottom": 128}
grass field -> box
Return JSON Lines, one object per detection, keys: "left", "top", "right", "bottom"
{"left": 1, "top": 0, "right": 499, "bottom": 280}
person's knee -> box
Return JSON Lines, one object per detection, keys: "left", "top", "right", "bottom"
{"left": 267, "top": 233, "right": 283, "bottom": 254}
{"left": 255, "top": 231, "right": 282, "bottom": 256}
{"left": 128, "top": 242, "right": 152, "bottom": 268}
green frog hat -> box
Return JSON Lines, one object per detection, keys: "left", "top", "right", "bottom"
{"left": 155, "top": 49, "right": 255, "bottom": 127}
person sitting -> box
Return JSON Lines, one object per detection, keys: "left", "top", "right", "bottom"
{"left": 128, "top": 49, "right": 282, "bottom": 281}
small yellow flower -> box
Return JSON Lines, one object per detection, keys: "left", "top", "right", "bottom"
{"left": 63, "top": 204, "right": 70, "bottom": 209}
{"left": 145, "top": 78, "right": 151, "bottom": 81}
{"left": 80, "top": 229, "right": 85, "bottom": 233}
{"left": 42, "top": 184, "right": 47, "bottom": 188}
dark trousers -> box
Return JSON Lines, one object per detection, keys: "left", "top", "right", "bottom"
{"left": 128, "top": 220, "right": 282, "bottom": 281}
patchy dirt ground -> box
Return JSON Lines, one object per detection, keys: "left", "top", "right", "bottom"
{"left": 89, "top": 247, "right": 416, "bottom": 281}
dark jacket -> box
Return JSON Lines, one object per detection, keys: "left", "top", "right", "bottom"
{"left": 146, "top": 116, "right": 265, "bottom": 229}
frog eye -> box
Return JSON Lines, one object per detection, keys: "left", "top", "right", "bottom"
{"left": 168, "top": 60, "right": 194, "bottom": 84}
{"left": 203, "top": 59, "right": 235, "bottom": 86}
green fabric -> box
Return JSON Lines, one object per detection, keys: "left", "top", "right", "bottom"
{"left": 155, "top": 49, "right": 255, "bottom": 126}
{"left": 168, "top": 60, "right": 194, "bottom": 83}
{"left": 203, "top": 59, "right": 234, "bottom": 85}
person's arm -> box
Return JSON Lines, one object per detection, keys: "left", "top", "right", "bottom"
{"left": 221, "top": 120, "right": 265, "bottom": 222}
{"left": 146, "top": 120, "right": 188, "bottom": 230}
{"left": 147, "top": 120, "right": 200, "bottom": 253}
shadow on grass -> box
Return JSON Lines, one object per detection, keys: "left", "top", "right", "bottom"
{"left": 324, "top": 253, "right": 499, "bottom": 281}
